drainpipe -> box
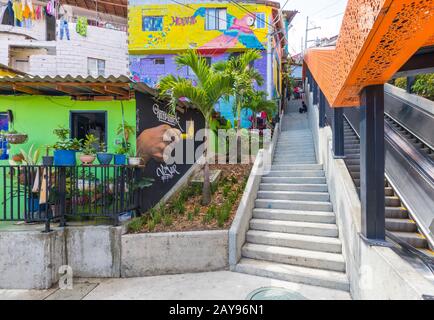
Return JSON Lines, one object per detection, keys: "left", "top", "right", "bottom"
{"left": 267, "top": 17, "right": 273, "bottom": 100}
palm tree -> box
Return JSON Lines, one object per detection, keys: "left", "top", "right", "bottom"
{"left": 213, "top": 50, "right": 264, "bottom": 130}
{"left": 158, "top": 50, "right": 233, "bottom": 205}
{"left": 246, "top": 91, "right": 277, "bottom": 129}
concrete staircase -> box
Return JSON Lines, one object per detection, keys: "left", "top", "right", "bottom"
{"left": 234, "top": 113, "right": 350, "bottom": 293}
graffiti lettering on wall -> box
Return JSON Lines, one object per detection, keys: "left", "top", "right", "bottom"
{"left": 153, "top": 104, "right": 182, "bottom": 130}
{"left": 171, "top": 16, "right": 197, "bottom": 26}
{"left": 156, "top": 163, "right": 180, "bottom": 182}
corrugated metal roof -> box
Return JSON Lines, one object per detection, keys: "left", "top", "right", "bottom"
{"left": 0, "top": 74, "right": 133, "bottom": 84}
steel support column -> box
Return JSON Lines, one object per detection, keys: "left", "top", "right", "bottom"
{"left": 313, "top": 80, "right": 319, "bottom": 105}
{"left": 333, "top": 108, "right": 344, "bottom": 157}
{"left": 319, "top": 90, "right": 326, "bottom": 128}
{"left": 360, "top": 85, "right": 386, "bottom": 242}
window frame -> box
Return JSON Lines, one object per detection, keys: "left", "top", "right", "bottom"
{"left": 87, "top": 57, "right": 106, "bottom": 77}
{"left": 205, "top": 8, "right": 227, "bottom": 31}
{"left": 142, "top": 15, "right": 164, "bottom": 32}
{"left": 69, "top": 111, "right": 108, "bottom": 148}
{"left": 255, "top": 13, "right": 266, "bottom": 29}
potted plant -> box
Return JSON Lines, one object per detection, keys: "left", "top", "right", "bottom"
{"left": 128, "top": 151, "right": 142, "bottom": 166}
{"left": 96, "top": 141, "right": 113, "bottom": 165}
{"left": 52, "top": 126, "right": 81, "bottom": 166}
{"left": 114, "top": 144, "right": 129, "bottom": 165}
{"left": 5, "top": 129, "right": 28, "bottom": 145}
{"left": 79, "top": 134, "right": 98, "bottom": 165}
{"left": 42, "top": 145, "right": 54, "bottom": 166}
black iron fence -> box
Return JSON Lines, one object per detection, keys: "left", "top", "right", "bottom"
{"left": 0, "top": 165, "right": 144, "bottom": 231}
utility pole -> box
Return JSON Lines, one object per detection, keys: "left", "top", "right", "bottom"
{"left": 305, "top": 16, "right": 321, "bottom": 51}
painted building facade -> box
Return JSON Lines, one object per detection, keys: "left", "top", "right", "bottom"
{"left": 128, "top": 0, "right": 295, "bottom": 127}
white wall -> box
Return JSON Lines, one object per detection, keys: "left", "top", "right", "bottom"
{"left": 0, "top": 18, "right": 128, "bottom": 76}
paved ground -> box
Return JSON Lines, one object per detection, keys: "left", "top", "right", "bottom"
{"left": 0, "top": 271, "right": 351, "bottom": 300}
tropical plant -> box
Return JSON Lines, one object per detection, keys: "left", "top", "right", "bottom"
{"left": 53, "top": 126, "right": 81, "bottom": 151}
{"left": 19, "top": 144, "right": 40, "bottom": 165}
{"left": 245, "top": 91, "right": 277, "bottom": 129}
{"left": 116, "top": 121, "right": 135, "bottom": 143}
{"left": 158, "top": 50, "right": 233, "bottom": 205}
{"left": 82, "top": 134, "right": 98, "bottom": 155}
{"left": 213, "top": 50, "right": 264, "bottom": 130}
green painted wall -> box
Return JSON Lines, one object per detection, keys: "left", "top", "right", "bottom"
{"left": 0, "top": 95, "right": 136, "bottom": 164}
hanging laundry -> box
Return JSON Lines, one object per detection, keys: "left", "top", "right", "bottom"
{"left": 76, "top": 16, "right": 88, "bottom": 37}
{"left": 59, "top": 18, "right": 70, "bottom": 40}
{"left": 34, "top": 6, "right": 42, "bottom": 20}
{"left": 46, "top": 0, "right": 55, "bottom": 16}
{"left": 1, "top": 0, "right": 14, "bottom": 26}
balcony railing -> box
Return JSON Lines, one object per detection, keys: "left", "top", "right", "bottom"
{"left": 0, "top": 165, "right": 143, "bottom": 231}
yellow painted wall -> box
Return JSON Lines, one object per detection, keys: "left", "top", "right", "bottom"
{"left": 128, "top": 3, "right": 273, "bottom": 54}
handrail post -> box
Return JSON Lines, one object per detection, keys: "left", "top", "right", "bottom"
{"left": 333, "top": 108, "right": 344, "bottom": 157}
{"left": 360, "top": 85, "right": 386, "bottom": 243}
{"left": 319, "top": 90, "right": 326, "bottom": 128}
{"left": 58, "top": 167, "right": 67, "bottom": 227}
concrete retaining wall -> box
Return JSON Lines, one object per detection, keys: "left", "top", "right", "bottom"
{"left": 306, "top": 92, "right": 434, "bottom": 300}
{"left": 0, "top": 229, "right": 65, "bottom": 289}
{"left": 121, "top": 230, "right": 228, "bottom": 277}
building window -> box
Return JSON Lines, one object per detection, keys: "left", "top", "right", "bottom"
{"left": 142, "top": 16, "right": 163, "bottom": 31}
{"left": 70, "top": 112, "right": 107, "bottom": 148}
{"left": 154, "top": 58, "right": 165, "bottom": 65}
{"left": 205, "top": 8, "right": 227, "bottom": 30}
{"left": 255, "top": 13, "right": 266, "bottom": 29}
{"left": 0, "top": 112, "right": 9, "bottom": 160}
{"left": 88, "top": 58, "right": 105, "bottom": 77}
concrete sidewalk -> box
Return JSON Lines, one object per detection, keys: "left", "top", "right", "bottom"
{"left": 0, "top": 271, "right": 351, "bottom": 300}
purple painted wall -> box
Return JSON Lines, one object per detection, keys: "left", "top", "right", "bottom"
{"left": 129, "top": 52, "right": 268, "bottom": 128}
{"left": 129, "top": 52, "right": 267, "bottom": 91}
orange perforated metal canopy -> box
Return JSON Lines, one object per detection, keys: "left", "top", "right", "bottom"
{"left": 304, "top": 0, "right": 434, "bottom": 108}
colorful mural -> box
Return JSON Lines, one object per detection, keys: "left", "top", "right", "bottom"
{"left": 128, "top": 3, "right": 272, "bottom": 55}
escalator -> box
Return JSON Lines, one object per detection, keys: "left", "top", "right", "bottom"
{"left": 343, "top": 118, "right": 433, "bottom": 255}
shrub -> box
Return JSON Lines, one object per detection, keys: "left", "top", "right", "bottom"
{"left": 128, "top": 216, "right": 146, "bottom": 233}
{"left": 162, "top": 214, "right": 173, "bottom": 226}
{"left": 147, "top": 219, "right": 156, "bottom": 232}
{"left": 223, "top": 185, "right": 231, "bottom": 197}
{"left": 394, "top": 77, "right": 407, "bottom": 90}
{"left": 412, "top": 73, "right": 434, "bottom": 101}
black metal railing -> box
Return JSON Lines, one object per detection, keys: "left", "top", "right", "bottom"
{"left": 0, "top": 165, "right": 142, "bottom": 231}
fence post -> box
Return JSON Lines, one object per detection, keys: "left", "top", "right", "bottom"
{"left": 360, "top": 85, "right": 386, "bottom": 243}
{"left": 58, "top": 167, "right": 67, "bottom": 227}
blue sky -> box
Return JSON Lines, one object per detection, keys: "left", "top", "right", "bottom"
{"left": 279, "top": 0, "right": 349, "bottom": 55}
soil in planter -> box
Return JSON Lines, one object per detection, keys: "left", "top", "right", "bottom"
{"left": 128, "top": 163, "right": 253, "bottom": 233}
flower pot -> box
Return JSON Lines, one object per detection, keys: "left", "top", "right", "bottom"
{"left": 6, "top": 133, "right": 28, "bottom": 144}
{"left": 97, "top": 153, "right": 113, "bottom": 165}
{"left": 79, "top": 154, "right": 96, "bottom": 165}
{"left": 12, "top": 153, "right": 24, "bottom": 162}
{"left": 42, "top": 156, "right": 54, "bottom": 166}
{"left": 128, "top": 157, "right": 142, "bottom": 166}
{"left": 54, "top": 150, "right": 77, "bottom": 166}
{"left": 114, "top": 154, "right": 126, "bottom": 165}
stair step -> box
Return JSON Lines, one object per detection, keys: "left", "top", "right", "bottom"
{"left": 253, "top": 208, "right": 336, "bottom": 223}
{"left": 271, "top": 164, "right": 323, "bottom": 170}
{"left": 345, "top": 159, "right": 360, "bottom": 165}
{"left": 246, "top": 230, "right": 342, "bottom": 253}
{"left": 385, "top": 187, "right": 394, "bottom": 196}
{"left": 255, "top": 199, "right": 333, "bottom": 212}
{"left": 385, "top": 218, "right": 417, "bottom": 232}
{"left": 385, "top": 196, "right": 401, "bottom": 206}
{"left": 250, "top": 219, "right": 338, "bottom": 237}
{"left": 257, "top": 191, "right": 330, "bottom": 202}
{"left": 259, "top": 183, "right": 328, "bottom": 192}
{"left": 390, "top": 231, "right": 428, "bottom": 249}
{"left": 385, "top": 207, "right": 408, "bottom": 219}
{"left": 235, "top": 259, "right": 350, "bottom": 292}
{"left": 241, "top": 243, "right": 345, "bottom": 272}
{"left": 261, "top": 177, "right": 326, "bottom": 184}
{"left": 265, "top": 170, "right": 324, "bottom": 177}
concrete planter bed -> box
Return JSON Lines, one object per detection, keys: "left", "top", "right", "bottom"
{"left": 121, "top": 230, "right": 228, "bottom": 277}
